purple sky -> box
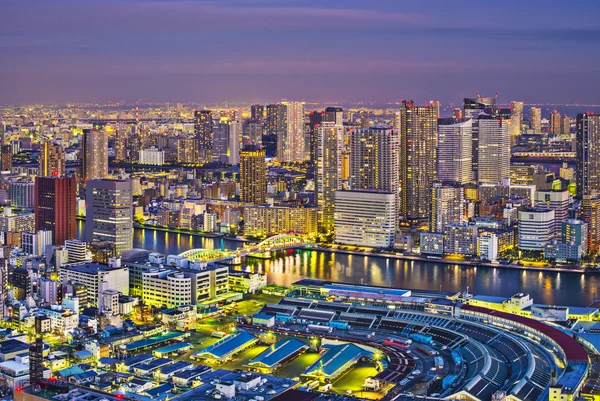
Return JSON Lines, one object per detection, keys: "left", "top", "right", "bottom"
{"left": 1, "top": 0, "right": 599, "bottom": 105}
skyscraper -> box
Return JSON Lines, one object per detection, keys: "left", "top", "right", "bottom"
{"left": 576, "top": 113, "right": 600, "bottom": 198}
{"left": 85, "top": 179, "right": 133, "bottom": 255}
{"left": 251, "top": 104, "right": 265, "bottom": 122}
{"left": 1, "top": 145, "right": 11, "bottom": 172}
{"left": 399, "top": 100, "right": 438, "bottom": 227}
{"left": 561, "top": 115, "right": 571, "bottom": 136}
{"left": 39, "top": 141, "right": 66, "bottom": 177}
{"left": 430, "top": 183, "right": 464, "bottom": 233}
{"left": 194, "top": 110, "right": 213, "bottom": 164}
{"left": 550, "top": 110, "right": 561, "bottom": 135}
{"left": 349, "top": 126, "right": 399, "bottom": 194}
{"left": 82, "top": 129, "right": 108, "bottom": 180}
{"left": 316, "top": 121, "right": 343, "bottom": 231}
{"left": 477, "top": 115, "right": 511, "bottom": 183}
{"left": 213, "top": 118, "right": 241, "bottom": 164}
{"left": 279, "top": 101, "right": 305, "bottom": 162}
{"left": 309, "top": 107, "right": 343, "bottom": 177}
{"left": 263, "top": 104, "right": 280, "bottom": 157}
{"left": 510, "top": 101, "right": 523, "bottom": 144}
{"left": 35, "top": 176, "right": 76, "bottom": 246}
{"left": 464, "top": 95, "right": 497, "bottom": 180}
{"left": 530, "top": 107, "right": 542, "bottom": 133}
{"left": 240, "top": 146, "right": 266, "bottom": 204}
{"left": 437, "top": 118, "right": 472, "bottom": 185}
{"left": 582, "top": 195, "right": 600, "bottom": 252}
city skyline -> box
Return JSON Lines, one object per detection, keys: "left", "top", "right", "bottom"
{"left": 2, "top": 0, "right": 600, "bottom": 105}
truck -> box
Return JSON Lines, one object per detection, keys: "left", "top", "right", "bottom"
{"left": 384, "top": 337, "right": 412, "bottom": 349}
{"left": 417, "top": 345, "right": 438, "bottom": 356}
{"left": 307, "top": 324, "right": 333, "bottom": 333}
{"left": 211, "top": 331, "right": 227, "bottom": 338}
{"left": 434, "top": 356, "right": 444, "bottom": 369}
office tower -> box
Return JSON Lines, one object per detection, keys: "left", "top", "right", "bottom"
{"left": 29, "top": 336, "right": 45, "bottom": 389}
{"left": 194, "top": 110, "right": 213, "bottom": 164}
{"left": 510, "top": 101, "right": 523, "bottom": 143}
{"left": 66, "top": 239, "right": 91, "bottom": 263}
{"left": 561, "top": 115, "right": 571, "bottom": 136}
{"left": 243, "top": 120, "right": 264, "bottom": 146}
{"left": 82, "top": 129, "right": 108, "bottom": 180}
{"left": 240, "top": 146, "right": 266, "bottom": 204}
{"left": 576, "top": 113, "right": 600, "bottom": 198}
{"left": 437, "top": 118, "right": 472, "bottom": 185}
{"left": 0, "top": 145, "right": 11, "bottom": 171}
{"left": 39, "top": 141, "right": 66, "bottom": 177}
{"left": 85, "top": 179, "right": 133, "bottom": 255}
{"left": 139, "top": 147, "right": 164, "bottom": 165}
{"left": 22, "top": 230, "right": 52, "bottom": 256}
{"left": 316, "top": 122, "right": 343, "bottom": 231}
{"left": 534, "top": 189, "right": 569, "bottom": 237}
{"left": 349, "top": 126, "right": 399, "bottom": 194}
{"left": 279, "top": 101, "right": 305, "bottom": 162}
{"left": 550, "top": 110, "right": 561, "bottom": 135}
{"left": 334, "top": 190, "right": 396, "bottom": 248}
{"left": 477, "top": 115, "right": 510, "bottom": 183}
{"left": 581, "top": 195, "right": 600, "bottom": 252}
{"left": 399, "top": 100, "right": 438, "bottom": 226}
{"left": 518, "top": 208, "right": 555, "bottom": 251}
{"left": 35, "top": 176, "right": 77, "bottom": 246}
{"left": 10, "top": 181, "right": 35, "bottom": 209}
{"left": 530, "top": 107, "right": 542, "bottom": 133}
{"left": 430, "top": 183, "right": 464, "bottom": 233}
{"left": 251, "top": 104, "right": 265, "bottom": 122}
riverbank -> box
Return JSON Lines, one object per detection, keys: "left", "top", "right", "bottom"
{"left": 306, "top": 245, "right": 598, "bottom": 275}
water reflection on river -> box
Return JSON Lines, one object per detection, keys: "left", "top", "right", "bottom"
{"left": 76, "top": 221, "right": 599, "bottom": 307}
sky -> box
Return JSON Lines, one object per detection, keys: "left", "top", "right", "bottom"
{"left": 1, "top": 0, "right": 599, "bottom": 105}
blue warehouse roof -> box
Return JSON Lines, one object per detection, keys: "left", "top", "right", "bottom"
{"left": 247, "top": 338, "right": 308, "bottom": 369}
{"left": 302, "top": 343, "right": 366, "bottom": 379}
{"left": 193, "top": 331, "right": 257, "bottom": 360}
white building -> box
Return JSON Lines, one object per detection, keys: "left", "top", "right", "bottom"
{"left": 518, "top": 208, "right": 556, "bottom": 251}
{"left": 437, "top": 118, "right": 472, "bottom": 185}
{"left": 58, "top": 263, "right": 129, "bottom": 306}
{"left": 478, "top": 232, "right": 498, "bottom": 262}
{"left": 316, "top": 121, "right": 343, "bottom": 230}
{"left": 203, "top": 212, "right": 218, "bottom": 232}
{"left": 534, "top": 189, "right": 569, "bottom": 236}
{"left": 334, "top": 190, "right": 396, "bottom": 248}
{"left": 139, "top": 147, "right": 165, "bottom": 165}
{"left": 39, "top": 277, "right": 57, "bottom": 304}
{"left": 65, "top": 239, "right": 92, "bottom": 263}
{"left": 279, "top": 101, "right": 305, "bottom": 162}
{"left": 21, "top": 230, "right": 52, "bottom": 256}
{"left": 477, "top": 116, "right": 510, "bottom": 183}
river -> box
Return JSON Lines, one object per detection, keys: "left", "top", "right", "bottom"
{"left": 76, "top": 221, "right": 599, "bottom": 307}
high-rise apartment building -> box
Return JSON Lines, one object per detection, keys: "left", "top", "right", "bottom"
{"left": 581, "top": 195, "right": 600, "bottom": 252}
{"left": 399, "top": 100, "right": 438, "bottom": 226}
{"left": 550, "top": 110, "right": 561, "bottom": 135}
{"left": 464, "top": 95, "right": 497, "bottom": 179}
{"left": 349, "top": 126, "right": 399, "bottom": 194}
{"left": 510, "top": 101, "right": 523, "bottom": 144}
{"left": 194, "top": 110, "right": 213, "bottom": 164}
{"left": 437, "top": 118, "right": 472, "bottom": 185}
{"left": 316, "top": 122, "right": 343, "bottom": 231}
{"left": 85, "top": 179, "right": 133, "bottom": 255}
{"left": 576, "top": 113, "right": 600, "bottom": 198}
{"left": 82, "top": 129, "right": 108, "bottom": 180}
{"left": 0, "top": 145, "right": 11, "bottom": 172}
{"left": 250, "top": 104, "right": 265, "bottom": 122}
{"left": 39, "top": 141, "right": 66, "bottom": 177}
{"left": 240, "top": 146, "right": 266, "bottom": 204}
{"left": 561, "top": 115, "right": 571, "bottom": 136}
{"left": 278, "top": 101, "right": 305, "bottom": 162}
{"left": 243, "top": 120, "right": 264, "bottom": 147}
{"left": 10, "top": 181, "right": 35, "bottom": 209}
{"left": 430, "top": 183, "right": 464, "bottom": 233}
{"left": 530, "top": 107, "right": 542, "bottom": 133}
{"left": 477, "top": 115, "right": 511, "bottom": 183}
{"left": 35, "top": 176, "right": 77, "bottom": 246}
